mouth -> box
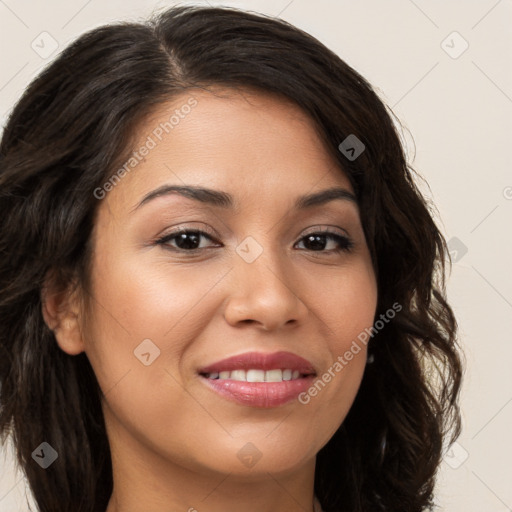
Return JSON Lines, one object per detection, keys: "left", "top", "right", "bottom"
{"left": 201, "top": 368, "right": 311, "bottom": 382}
{"left": 197, "top": 351, "right": 317, "bottom": 408}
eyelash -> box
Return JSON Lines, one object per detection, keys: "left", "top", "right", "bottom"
{"left": 155, "top": 226, "right": 354, "bottom": 255}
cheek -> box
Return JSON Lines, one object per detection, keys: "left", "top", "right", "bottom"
{"left": 88, "top": 246, "right": 218, "bottom": 337}
{"left": 81, "top": 254, "right": 218, "bottom": 462}
{"left": 311, "top": 256, "right": 377, "bottom": 347}
{"left": 299, "top": 257, "right": 377, "bottom": 428}
{"left": 81, "top": 247, "right": 223, "bottom": 389}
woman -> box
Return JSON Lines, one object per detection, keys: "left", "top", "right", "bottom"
{"left": 0, "top": 5, "right": 463, "bottom": 512}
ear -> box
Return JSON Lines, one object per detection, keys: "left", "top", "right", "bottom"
{"left": 41, "top": 272, "right": 85, "bottom": 356}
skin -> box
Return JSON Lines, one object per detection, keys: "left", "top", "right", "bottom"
{"left": 43, "top": 87, "right": 378, "bottom": 512}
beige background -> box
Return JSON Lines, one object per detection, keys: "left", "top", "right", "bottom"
{"left": 1, "top": 1, "right": 511, "bottom": 510}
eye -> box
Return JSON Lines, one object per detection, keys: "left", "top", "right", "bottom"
{"left": 295, "top": 229, "right": 354, "bottom": 253}
{"left": 155, "top": 229, "right": 220, "bottom": 252}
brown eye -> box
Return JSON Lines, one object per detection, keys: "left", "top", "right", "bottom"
{"left": 295, "top": 232, "right": 354, "bottom": 253}
{"left": 156, "top": 230, "right": 220, "bottom": 251}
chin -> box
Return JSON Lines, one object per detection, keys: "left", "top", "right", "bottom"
{"left": 191, "top": 432, "right": 319, "bottom": 478}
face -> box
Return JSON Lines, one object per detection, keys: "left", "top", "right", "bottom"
{"left": 77, "top": 88, "right": 377, "bottom": 480}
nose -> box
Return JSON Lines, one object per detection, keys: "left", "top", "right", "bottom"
{"left": 223, "top": 245, "right": 308, "bottom": 331}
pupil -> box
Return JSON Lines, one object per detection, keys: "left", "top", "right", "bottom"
{"left": 176, "top": 232, "right": 200, "bottom": 250}
{"left": 306, "top": 234, "right": 326, "bottom": 251}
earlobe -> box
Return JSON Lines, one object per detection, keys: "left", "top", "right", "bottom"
{"left": 41, "top": 276, "right": 86, "bottom": 356}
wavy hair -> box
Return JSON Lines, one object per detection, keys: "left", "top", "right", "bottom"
{"left": 0, "top": 5, "right": 463, "bottom": 512}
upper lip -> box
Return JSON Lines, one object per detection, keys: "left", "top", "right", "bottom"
{"left": 198, "top": 351, "right": 316, "bottom": 375}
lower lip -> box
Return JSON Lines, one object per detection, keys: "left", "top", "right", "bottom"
{"left": 200, "top": 375, "right": 315, "bottom": 408}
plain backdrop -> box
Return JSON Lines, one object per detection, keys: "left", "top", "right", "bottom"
{"left": 0, "top": 1, "right": 511, "bottom": 511}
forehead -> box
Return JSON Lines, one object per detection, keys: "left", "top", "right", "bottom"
{"left": 104, "top": 87, "right": 353, "bottom": 214}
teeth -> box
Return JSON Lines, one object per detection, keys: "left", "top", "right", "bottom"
{"left": 205, "top": 369, "right": 305, "bottom": 382}
{"left": 265, "top": 369, "right": 282, "bottom": 382}
{"left": 246, "top": 369, "right": 265, "bottom": 382}
{"left": 230, "top": 370, "right": 246, "bottom": 381}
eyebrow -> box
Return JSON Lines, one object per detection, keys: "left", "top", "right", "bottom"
{"left": 131, "top": 184, "right": 357, "bottom": 212}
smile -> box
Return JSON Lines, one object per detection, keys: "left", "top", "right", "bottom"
{"left": 198, "top": 351, "right": 317, "bottom": 408}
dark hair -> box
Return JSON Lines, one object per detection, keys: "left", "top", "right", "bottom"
{"left": 0, "top": 5, "right": 463, "bottom": 512}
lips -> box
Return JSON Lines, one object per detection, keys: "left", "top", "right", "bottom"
{"left": 198, "top": 351, "right": 316, "bottom": 408}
